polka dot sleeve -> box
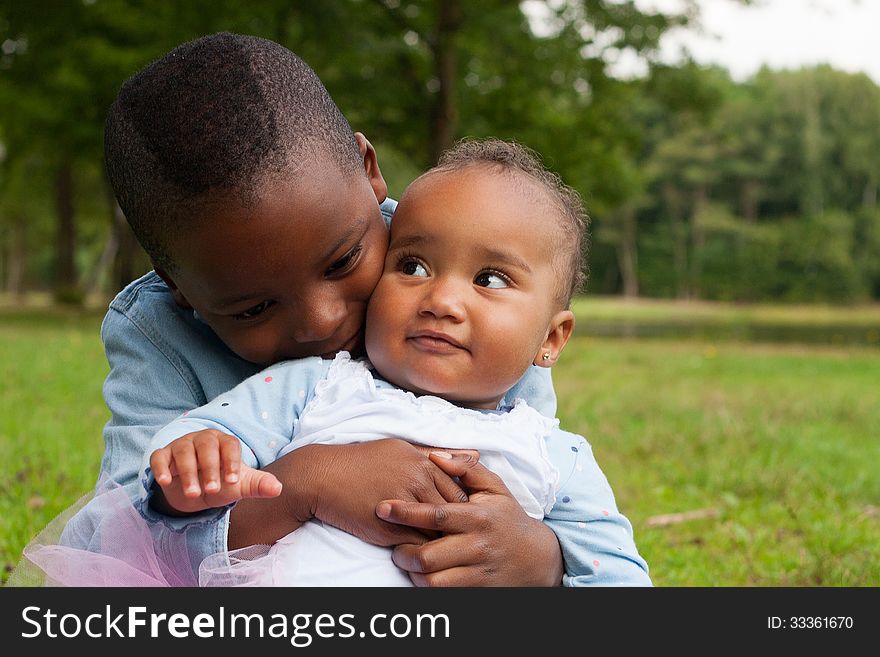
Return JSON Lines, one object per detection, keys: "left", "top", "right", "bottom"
{"left": 543, "top": 428, "right": 652, "bottom": 586}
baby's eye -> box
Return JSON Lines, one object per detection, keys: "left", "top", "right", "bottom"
{"left": 401, "top": 260, "right": 429, "bottom": 277}
{"left": 233, "top": 301, "right": 274, "bottom": 320}
{"left": 475, "top": 271, "right": 509, "bottom": 289}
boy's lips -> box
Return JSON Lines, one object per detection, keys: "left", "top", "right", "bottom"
{"left": 407, "top": 330, "right": 467, "bottom": 353}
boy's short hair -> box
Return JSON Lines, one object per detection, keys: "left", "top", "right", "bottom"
{"left": 430, "top": 138, "right": 589, "bottom": 307}
{"left": 104, "top": 32, "right": 362, "bottom": 273}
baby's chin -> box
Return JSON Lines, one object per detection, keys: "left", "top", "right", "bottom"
{"left": 391, "top": 373, "right": 503, "bottom": 410}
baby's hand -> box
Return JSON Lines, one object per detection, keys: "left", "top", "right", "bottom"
{"left": 150, "top": 429, "right": 282, "bottom": 515}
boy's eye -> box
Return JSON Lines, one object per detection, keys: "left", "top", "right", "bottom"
{"left": 233, "top": 301, "right": 274, "bottom": 320}
{"left": 401, "top": 259, "right": 429, "bottom": 277}
{"left": 475, "top": 271, "right": 509, "bottom": 289}
{"left": 325, "top": 245, "right": 362, "bottom": 277}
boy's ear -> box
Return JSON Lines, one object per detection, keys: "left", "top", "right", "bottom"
{"left": 153, "top": 266, "right": 193, "bottom": 310}
{"left": 354, "top": 132, "right": 388, "bottom": 203}
{"left": 533, "top": 310, "right": 575, "bottom": 367}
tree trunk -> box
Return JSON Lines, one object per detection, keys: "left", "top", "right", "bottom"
{"left": 664, "top": 184, "right": 689, "bottom": 299}
{"left": 5, "top": 213, "right": 27, "bottom": 297}
{"left": 801, "top": 88, "right": 824, "bottom": 217}
{"left": 428, "top": 0, "right": 460, "bottom": 165}
{"left": 689, "top": 186, "right": 707, "bottom": 300}
{"left": 863, "top": 177, "right": 877, "bottom": 210}
{"left": 616, "top": 206, "right": 639, "bottom": 298}
{"left": 740, "top": 179, "right": 760, "bottom": 223}
{"left": 85, "top": 218, "right": 119, "bottom": 299}
{"left": 54, "top": 159, "right": 80, "bottom": 303}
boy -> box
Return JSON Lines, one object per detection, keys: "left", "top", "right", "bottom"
{"left": 70, "top": 33, "right": 564, "bottom": 585}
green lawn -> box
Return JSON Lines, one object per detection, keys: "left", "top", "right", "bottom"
{"left": 555, "top": 338, "right": 880, "bottom": 586}
{"left": 2, "top": 300, "right": 878, "bottom": 585}
{"left": 0, "top": 308, "right": 108, "bottom": 583}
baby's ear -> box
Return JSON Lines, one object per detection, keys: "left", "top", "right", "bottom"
{"left": 533, "top": 310, "right": 575, "bottom": 367}
{"left": 154, "top": 267, "right": 192, "bottom": 310}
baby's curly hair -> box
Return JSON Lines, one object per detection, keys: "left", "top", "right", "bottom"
{"left": 430, "top": 138, "right": 589, "bottom": 307}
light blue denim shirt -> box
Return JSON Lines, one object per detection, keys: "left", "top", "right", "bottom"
{"left": 63, "top": 198, "right": 563, "bottom": 582}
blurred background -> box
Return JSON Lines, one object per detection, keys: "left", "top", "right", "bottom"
{"left": 1, "top": 0, "right": 878, "bottom": 586}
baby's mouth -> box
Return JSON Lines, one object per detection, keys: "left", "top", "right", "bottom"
{"left": 407, "top": 330, "right": 467, "bottom": 353}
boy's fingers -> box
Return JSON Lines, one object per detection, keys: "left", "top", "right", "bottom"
{"left": 427, "top": 449, "right": 479, "bottom": 478}
{"left": 413, "top": 447, "right": 477, "bottom": 503}
{"left": 431, "top": 468, "right": 469, "bottom": 504}
{"left": 376, "top": 499, "right": 468, "bottom": 534}
{"left": 429, "top": 452, "right": 509, "bottom": 496}
{"left": 390, "top": 535, "right": 473, "bottom": 575}
{"left": 194, "top": 437, "right": 223, "bottom": 493}
{"left": 169, "top": 440, "right": 201, "bottom": 497}
{"left": 238, "top": 465, "right": 283, "bottom": 499}
{"left": 218, "top": 436, "right": 242, "bottom": 484}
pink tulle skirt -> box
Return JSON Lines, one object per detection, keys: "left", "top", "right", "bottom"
{"left": 8, "top": 478, "right": 197, "bottom": 587}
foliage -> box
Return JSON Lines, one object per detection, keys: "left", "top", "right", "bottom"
{"left": 0, "top": 2, "right": 878, "bottom": 303}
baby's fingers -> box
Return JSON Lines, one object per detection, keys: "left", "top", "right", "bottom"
{"left": 149, "top": 447, "right": 175, "bottom": 487}
{"left": 218, "top": 435, "right": 242, "bottom": 484}
{"left": 169, "top": 440, "right": 201, "bottom": 497}
{"left": 237, "top": 465, "right": 283, "bottom": 499}
{"left": 194, "top": 436, "right": 224, "bottom": 494}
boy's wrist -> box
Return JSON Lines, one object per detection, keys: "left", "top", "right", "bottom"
{"left": 226, "top": 447, "right": 328, "bottom": 550}
{"left": 536, "top": 520, "right": 565, "bottom": 586}
{"left": 264, "top": 445, "right": 325, "bottom": 522}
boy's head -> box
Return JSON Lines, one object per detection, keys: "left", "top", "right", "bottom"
{"left": 105, "top": 33, "right": 390, "bottom": 365}
{"left": 365, "top": 139, "right": 589, "bottom": 409}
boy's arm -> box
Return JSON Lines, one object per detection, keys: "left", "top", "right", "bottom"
{"left": 542, "top": 429, "right": 652, "bottom": 586}
{"left": 227, "top": 438, "right": 472, "bottom": 550}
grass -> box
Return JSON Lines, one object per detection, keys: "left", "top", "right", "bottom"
{"left": 0, "top": 308, "right": 108, "bottom": 583}
{"left": 1, "top": 299, "right": 878, "bottom": 585}
{"left": 554, "top": 338, "right": 880, "bottom": 586}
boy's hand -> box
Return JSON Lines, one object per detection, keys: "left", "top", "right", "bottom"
{"left": 150, "top": 429, "right": 282, "bottom": 515}
{"left": 227, "top": 439, "right": 471, "bottom": 550}
{"left": 377, "top": 451, "right": 565, "bottom": 587}
{"left": 308, "top": 440, "right": 474, "bottom": 546}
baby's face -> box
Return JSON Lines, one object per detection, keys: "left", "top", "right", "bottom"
{"left": 365, "top": 167, "right": 564, "bottom": 409}
{"left": 162, "top": 157, "right": 388, "bottom": 366}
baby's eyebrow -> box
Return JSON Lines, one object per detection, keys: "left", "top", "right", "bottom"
{"left": 389, "top": 235, "right": 532, "bottom": 273}
{"left": 388, "top": 234, "right": 431, "bottom": 252}
{"left": 478, "top": 247, "right": 532, "bottom": 274}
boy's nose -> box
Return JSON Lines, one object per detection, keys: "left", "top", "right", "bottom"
{"left": 292, "top": 298, "right": 348, "bottom": 343}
